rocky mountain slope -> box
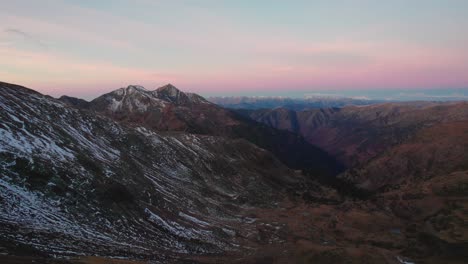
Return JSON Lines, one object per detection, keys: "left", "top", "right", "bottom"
{"left": 0, "top": 81, "right": 309, "bottom": 261}
{"left": 61, "top": 84, "right": 344, "bottom": 176}
{"left": 1, "top": 81, "right": 466, "bottom": 264}
{"left": 247, "top": 103, "right": 468, "bottom": 166}
{"left": 241, "top": 102, "right": 468, "bottom": 263}
{"left": 245, "top": 103, "right": 468, "bottom": 189}
{"left": 341, "top": 120, "right": 468, "bottom": 190}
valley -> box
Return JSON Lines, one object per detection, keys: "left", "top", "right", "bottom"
{"left": 0, "top": 82, "right": 467, "bottom": 264}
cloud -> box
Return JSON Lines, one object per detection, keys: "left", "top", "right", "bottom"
{"left": 3, "top": 28, "right": 48, "bottom": 48}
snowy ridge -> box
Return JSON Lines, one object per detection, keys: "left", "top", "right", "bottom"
{"left": 92, "top": 84, "right": 211, "bottom": 115}
{"left": 99, "top": 85, "right": 167, "bottom": 113}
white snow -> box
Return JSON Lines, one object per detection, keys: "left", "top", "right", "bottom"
{"left": 178, "top": 212, "right": 210, "bottom": 227}
{"left": 397, "top": 256, "right": 415, "bottom": 264}
{"left": 109, "top": 98, "right": 122, "bottom": 111}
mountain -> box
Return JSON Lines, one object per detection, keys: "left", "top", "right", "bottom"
{"left": 0, "top": 81, "right": 308, "bottom": 261}
{"left": 156, "top": 83, "right": 209, "bottom": 105}
{"left": 209, "top": 96, "right": 381, "bottom": 110}
{"left": 73, "top": 84, "right": 344, "bottom": 176}
{"left": 1, "top": 81, "right": 467, "bottom": 263}
{"left": 240, "top": 102, "right": 468, "bottom": 263}
{"left": 340, "top": 119, "right": 468, "bottom": 190}
{"left": 86, "top": 84, "right": 233, "bottom": 133}
{"left": 246, "top": 102, "right": 468, "bottom": 165}
{"left": 244, "top": 102, "right": 468, "bottom": 190}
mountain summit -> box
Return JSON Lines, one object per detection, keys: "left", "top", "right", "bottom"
{"left": 156, "top": 83, "right": 180, "bottom": 96}
{"left": 155, "top": 83, "right": 210, "bottom": 105}
{"left": 62, "top": 84, "right": 344, "bottom": 174}
{"left": 88, "top": 84, "right": 210, "bottom": 114}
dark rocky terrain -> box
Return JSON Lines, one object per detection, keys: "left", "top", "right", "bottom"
{"left": 238, "top": 101, "right": 468, "bottom": 262}
{"left": 1, "top": 81, "right": 467, "bottom": 264}
{"left": 245, "top": 102, "right": 468, "bottom": 170}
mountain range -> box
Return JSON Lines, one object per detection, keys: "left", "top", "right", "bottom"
{"left": 61, "top": 84, "right": 344, "bottom": 175}
{"left": 0, "top": 81, "right": 467, "bottom": 264}
{"left": 242, "top": 102, "right": 468, "bottom": 190}
{"left": 209, "top": 96, "right": 382, "bottom": 110}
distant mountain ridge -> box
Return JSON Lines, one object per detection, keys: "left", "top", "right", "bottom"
{"left": 244, "top": 102, "right": 468, "bottom": 190}
{"left": 209, "top": 96, "right": 382, "bottom": 110}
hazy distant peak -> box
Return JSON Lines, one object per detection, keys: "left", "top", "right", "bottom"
{"left": 209, "top": 95, "right": 380, "bottom": 110}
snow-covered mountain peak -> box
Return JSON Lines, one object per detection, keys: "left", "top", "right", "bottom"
{"left": 126, "top": 85, "right": 147, "bottom": 93}
{"left": 111, "top": 85, "right": 147, "bottom": 96}
{"left": 90, "top": 85, "right": 166, "bottom": 113}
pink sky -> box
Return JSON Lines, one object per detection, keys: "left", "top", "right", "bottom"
{"left": 1, "top": 0, "right": 468, "bottom": 99}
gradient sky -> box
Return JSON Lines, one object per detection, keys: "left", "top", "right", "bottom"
{"left": 1, "top": 0, "right": 468, "bottom": 99}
